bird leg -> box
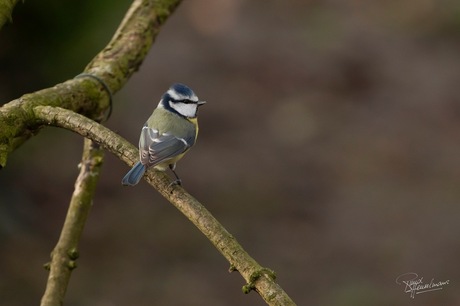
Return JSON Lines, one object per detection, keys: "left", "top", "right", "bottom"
{"left": 168, "top": 164, "right": 182, "bottom": 187}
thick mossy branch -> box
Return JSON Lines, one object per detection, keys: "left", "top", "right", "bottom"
{"left": 84, "top": 0, "right": 182, "bottom": 96}
{"left": 34, "top": 105, "right": 297, "bottom": 306}
{"left": 0, "top": 0, "right": 182, "bottom": 168}
{"left": 0, "top": 80, "right": 110, "bottom": 167}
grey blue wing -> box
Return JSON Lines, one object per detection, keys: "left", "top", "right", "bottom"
{"left": 139, "top": 125, "right": 195, "bottom": 167}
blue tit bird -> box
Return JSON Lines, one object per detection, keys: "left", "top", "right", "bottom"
{"left": 121, "top": 83, "right": 206, "bottom": 186}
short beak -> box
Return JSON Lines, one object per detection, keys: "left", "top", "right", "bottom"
{"left": 198, "top": 100, "right": 206, "bottom": 106}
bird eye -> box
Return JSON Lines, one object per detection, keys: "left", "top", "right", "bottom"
{"left": 174, "top": 99, "right": 195, "bottom": 104}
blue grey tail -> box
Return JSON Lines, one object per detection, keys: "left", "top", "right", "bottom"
{"left": 121, "top": 162, "right": 146, "bottom": 186}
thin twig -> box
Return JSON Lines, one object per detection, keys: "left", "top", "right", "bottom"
{"left": 34, "top": 105, "right": 297, "bottom": 306}
{"left": 40, "top": 138, "right": 104, "bottom": 306}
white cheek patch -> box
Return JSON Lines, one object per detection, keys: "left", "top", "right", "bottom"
{"left": 170, "top": 101, "right": 197, "bottom": 118}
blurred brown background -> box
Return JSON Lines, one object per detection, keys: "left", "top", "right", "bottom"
{"left": 1, "top": 0, "right": 460, "bottom": 305}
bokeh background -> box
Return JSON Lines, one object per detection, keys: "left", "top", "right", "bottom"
{"left": 1, "top": 0, "right": 460, "bottom": 305}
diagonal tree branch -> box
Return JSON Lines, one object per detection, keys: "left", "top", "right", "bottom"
{"left": 0, "top": 0, "right": 182, "bottom": 168}
{"left": 3, "top": 1, "right": 297, "bottom": 304}
{"left": 34, "top": 105, "right": 297, "bottom": 306}
{"left": 40, "top": 138, "right": 104, "bottom": 306}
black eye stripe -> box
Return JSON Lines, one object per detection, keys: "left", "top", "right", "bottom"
{"left": 171, "top": 99, "right": 196, "bottom": 104}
